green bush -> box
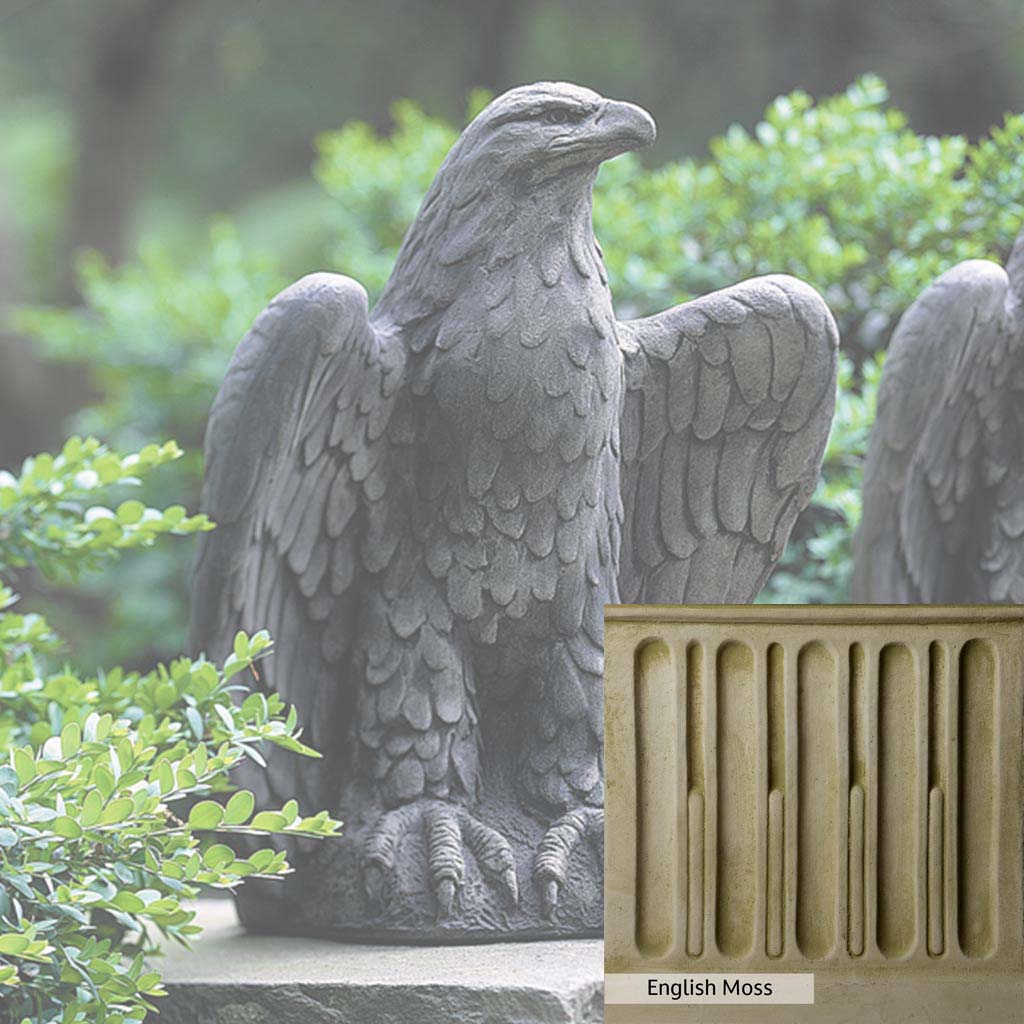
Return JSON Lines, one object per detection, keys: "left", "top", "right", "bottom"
{"left": 593, "top": 77, "right": 1023, "bottom": 342}
{"left": 314, "top": 98, "right": 464, "bottom": 296}
{"left": 759, "top": 351, "right": 883, "bottom": 603}
{"left": 0, "top": 97, "right": 73, "bottom": 301}
{"left": 14, "top": 76, "right": 1024, "bottom": 625}
{"left": 13, "top": 226, "right": 283, "bottom": 457}
{"left": 10, "top": 228, "right": 283, "bottom": 667}
{"left": 0, "top": 438, "right": 339, "bottom": 1023}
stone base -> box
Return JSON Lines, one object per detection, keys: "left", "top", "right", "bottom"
{"left": 232, "top": 715, "right": 603, "bottom": 941}
{"left": 157, "top": 900, "right": 604, "bottom": 1023}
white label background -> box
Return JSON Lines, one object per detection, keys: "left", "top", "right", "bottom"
{"left": 605, "top": 973, "right": 815, "bottom": 1005}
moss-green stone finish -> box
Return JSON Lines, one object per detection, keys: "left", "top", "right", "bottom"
{"left": 605, "top": 605, "right": 1024, "bottom": 1022}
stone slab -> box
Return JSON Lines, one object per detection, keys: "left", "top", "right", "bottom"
{"left": 156, "top": 900, "right": 604, "bottom": 1023}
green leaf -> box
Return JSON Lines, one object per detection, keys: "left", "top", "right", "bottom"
{"left": 0, "top": 934, "right": 30, "bottom": 955}
{"left": 80, "top": 789, "right": 103, "bottom": 826}
{"left": 93, "top": 765, "right": 116, "bottom": 800}
{"left": 0, "top": 431, "right": 336, "bottom": 1011}
{"left": 239, "top": 743, "right": 267, "bottom": 768}
{"left": 280, "top": 799, "right": 298, "bottom": 826}
{"left": 156, "top": 760, "right": 175, "bottom": 795}
{"left": 154, "top": 681, "right": 177, "bottom": 710}
{"left": 110, "top": 891, "right": 145, "bottom": 914}
{"left": 223, "top": 789, "right": 254, "bottom": 826}
{"left": 187, "top": 800, "right": 224, "bottom": 829}
{"left": 115, "top": 499, "right": 145, "bottom": 524}
{"left": 60, "top": 722, "right": 81, "bottom": 758}
{"left": 249, "top": 630, "right": 272, "bottom": 654}
{"left": 137, "top": 970, "right": 163, "bottom": 993}
{"left": 203, "top": 843, "right": 235, "bottom": 869}
{"left": 52, "top": 816, "right": 82, "bottom": 839}
{"left": 213, "top": 704, "right": 236, "bottom": 731}
{"left": 241, "top": 692, "right": 268, "bottom": 721}
{"left": 222, "top": 654, "right": 246, "bottom": 680}
{"left": 249, "top": 811, "right": 287, "bottom": 833}
{"left": 185, "top": 705, "right": 204, "bottom": 740}
{"left": 100, "top": 798, "right": 133, "bottom": 825}
{"left": 12, "top": 749, "right": 35, "bottom": 785}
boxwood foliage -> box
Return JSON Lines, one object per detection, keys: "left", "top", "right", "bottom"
{"left": 0, "top": 439, "right": 340, "bottom": 1023}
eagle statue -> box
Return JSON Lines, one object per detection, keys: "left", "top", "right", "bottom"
{"left": 191, "top": 82, "right": 839, "bottom": 940}
{"left": 854, "top": 226, "right": 1024, "bottom": 604}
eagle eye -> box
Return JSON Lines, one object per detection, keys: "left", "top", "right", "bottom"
{"left": 542, "top": 108, "right": 580, "bottom": 126}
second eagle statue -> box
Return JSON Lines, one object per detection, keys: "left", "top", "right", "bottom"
{"left": 191, "top": 82, "right": 839, "bottom": 940}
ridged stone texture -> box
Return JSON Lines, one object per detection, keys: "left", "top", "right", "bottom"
{"left": 604, "top": 605, "right": 1024, "bottom": 1022}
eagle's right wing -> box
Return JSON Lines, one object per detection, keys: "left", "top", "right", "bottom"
{"left": 190, "top": 273, "right": 405, "bottom": 811}
{"left": 852, "top": 259, "right": 1012, "bottom": 602}
{"left": 617, "top": 275, "right": 838, "bottom": 603}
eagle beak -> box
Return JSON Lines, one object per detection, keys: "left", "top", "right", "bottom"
{"left": 592, "top": 99, "right": 656, "bottom": 155}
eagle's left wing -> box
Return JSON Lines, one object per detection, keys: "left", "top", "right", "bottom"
{"left": 617, "top": 274, "right": 838, "bottom": 603}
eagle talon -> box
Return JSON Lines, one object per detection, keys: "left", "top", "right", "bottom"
{"left": 499, "top": 865, "right": 519, "bottom": 905}
{"left": 362, "top": 799, "right": 519, "bottom": 917}
{"left": 363, "top": 863, "right": 387, "bottom": 904}
{"left": 541, "top": 878, "right": 560, "bottom": 920}
{"left": 435, "top": 877, "right": 457, "bottom": 918}
{"left": 534, "top": 807, "right": 604, "bottom": 920}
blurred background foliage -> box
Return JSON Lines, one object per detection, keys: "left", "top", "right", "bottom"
{"left": 1, "top": 0, "right": 1023, "bottom": 667}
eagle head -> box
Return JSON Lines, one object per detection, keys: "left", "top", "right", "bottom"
{"left": 377, "top": 83, "right": 655, "bottom": 323}
{"left": 455, "top": 82, "right": 656, "bottom": 184}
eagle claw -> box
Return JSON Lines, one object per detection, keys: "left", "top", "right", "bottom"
{"left": 534, "top": 807, "right": 603, "bottom": 920}
{"left": 362, "top": 799, "right": 518, "bottom": 919}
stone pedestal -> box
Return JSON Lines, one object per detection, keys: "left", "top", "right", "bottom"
{"left": 157, "top": 900, "right": 604, "bottom": 1024}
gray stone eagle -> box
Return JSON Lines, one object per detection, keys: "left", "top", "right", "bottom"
{"left": 190, "top": 82, "right": 838, "bottom": 939}
{"left": 854, "top": 227, "right": 1024, "bottom": 603}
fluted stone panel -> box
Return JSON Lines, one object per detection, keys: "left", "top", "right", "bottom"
{"left": 605, "top": 605, "right": 1023, "bottom": 1010}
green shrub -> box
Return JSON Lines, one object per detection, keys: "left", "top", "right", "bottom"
{"left": 10, "top": 228, "right": 283, "bottom": 666}
{"left": 0, "top": 97, "right": 73, "bottom": 301}
{"left": 759, "top": 352, "right": 883, "bottom": 603}
{"left": 0, "top": 438, "right": 339, "bottom": 1023}
{"left": 13, "top": 224, "right": 283, "bottom": 459}
{"left": 314, "top": 98, "right": 463, "bottom": 296}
